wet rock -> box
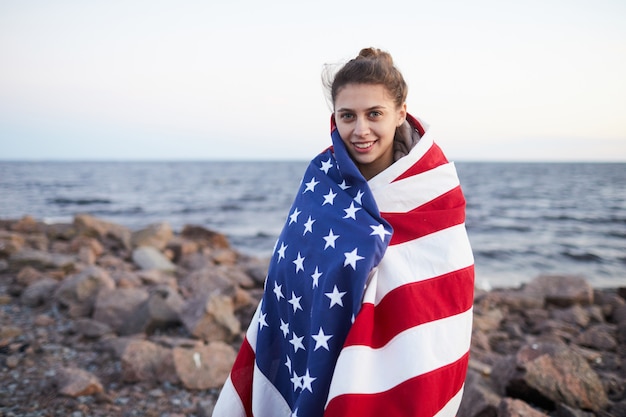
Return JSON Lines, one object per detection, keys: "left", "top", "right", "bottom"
{"left": 56, "top": 367, "right": 104, "bottom": 397}
{"left": 172, "top": 341, "right": 236, "bottom": 390}
{"left": 55, "top": 266, "right": 116, "bottom": 317}
{"left": 132, "top": 246, "right": 177, "bottom": 272}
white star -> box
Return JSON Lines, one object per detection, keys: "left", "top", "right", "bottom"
{"left": 276, "top": 242, "right": 287, "bottom": 261}
{"left": 354, "top": 189, "right": 364, "bottom": 205}
{"left": 290, "top": 371, "right": 302, "bottom": 391}
{"left": 258, "top": 311, "right": 268, "bottom": 330}
{"left": 273, "top": 281, "right": 284, "bottom": 300}
{"left": 289, "top": 332, "right": 306, "bottom": 353}
{"left": 310, "top": 266, "right": 322, "bottom": 288}
{"left": 291, "top": 408, "right": 299, "bottom": 417}
{"left": 303, "top": 177, "right": 319, "bottom": 193}
{"left": 320, "top": 158, "right": 333, "bottom": 174}
{"left": 323, "top": 229, "right": 339, "bottom": 249}
{"left": 288, "top": 291, "right": 303, "bottom": 313}
{"left": 303, "top": 216, "right": 315, "bottom": 235}
{"left": 339, "top": 180, "right": 351, "bottom": 190}
{"left": 322, "top": 189, "right": 337, "bottom": 206}
{"left": 289, "top": 208, "right": 301, "bottom": 225}
{"left": 344, "top": 248, "right": 365, "bottom": 270}
{"left": 325, "top": 285, "right": 346, "bottom": 308}
{"left": 312, "top": 327, "right": 332, "bottom": 351}
{"left": 285, "top": 355, "right": 292, "bottom": 373}
{"left": 343, "top": 201, "right": 361, "bottom": 219}
{"left": 280, "top": 319, "right": 289, "bottom": 337}
{"left": 293, "top": 252, "right": 305, "bottom": 273}
{"left": 370, "top": 224, "right": 392, "bottom": 242}
{"left": 301, "top": 369, "right": 317, "bottom": 393}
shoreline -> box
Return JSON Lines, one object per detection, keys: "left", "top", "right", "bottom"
{"left": 1, "top": 214, "right": 625, "bottom": 416}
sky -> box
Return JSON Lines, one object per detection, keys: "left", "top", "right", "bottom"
{"left": 1, "top": 0, "right": 625, "bottom": 162}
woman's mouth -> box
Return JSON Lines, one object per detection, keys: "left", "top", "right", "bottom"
{"left": 352, "top": 141, "right": 377, "bottom": 152}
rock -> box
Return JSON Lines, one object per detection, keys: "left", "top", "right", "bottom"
{"left": 92, "top": 288, "right": 150, "bottom": 334}
{"left": 555, "top": 403, "right": 595, "bottom": 417}
{"left": 498, "top": 398, "right": 549, "bottom": 417}
{"left": 20, "top": 277, "right": 59, "bottom": 307}
{"left": 551, "top": 304, "right": 591, "bottom": 328}
{"left": 180, "top": 292, "right": 240, "bottom": 343}
{"left": 132, "top": 246, "right": 177, "bottom": 272}
{"left": 180, "top": 225, "right": 230, "bottom": 249}
{"left": 574, "top": 323, "right": 617, "bottom": 351}
{"left": 172, "top": 341, "right": 236, "bottom": 390}
{"left": 513, "top": 345, "right": 608, "bottom": 411}
{"left": 0, "top": 230, "right": 25, "bottom": 257}
{"left": 73, "top": 318, "right": 114, "bottom": 339}
{"left": 131, "top": 222, "right": 173, "bottom": 250}
{"left": 120, "top": 339, "right": 178, "bottom": 383}
{"left": 56, "top": 367, "right": 104, "bottom": 397}
{"left": 73, "top": 213, "right": 132, "bottom": 251}
{"left": 522, "top": 275, "right": 594, "bottom": 307}
{"left": 55, "top": 266, "right": 116, "bottom": 317}
{"left": 457, "top": 370, "right": 501, "bottom": 417}
{"left": 9, "top": 249, "right": 76, "bottom": 271}
{"left": 15, "top": 266, "right": 45, "bottom": 287}
{"left": 121, "top": 286, "right": 184, "bottom": 335}
{"left": 11, "top": 215, "right": 45, "bottom": 234}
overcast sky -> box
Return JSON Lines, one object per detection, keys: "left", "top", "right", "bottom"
{"left": 1, "top": 0, "right": 625, "bottom": 162}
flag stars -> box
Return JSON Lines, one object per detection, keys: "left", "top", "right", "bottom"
{"left": 323, "top": 229, "right": 339, "bottom": 249}
{"left": 289, "top": 208, "right": 301, "bottom": 225}
{"left": 370, "top": 224, "right": 392, "bottom": 242}
{"left": 258, "top": 311, "right": 268, "bottom": 330}
{"left": 322, "top": 189, "right": 337, "bottom": 206}
{"left": 288, "top": 292, "right": 303, "bottom": 313}
{"left": 289, "top": 332, "right": 306, "bottom": 353}
{"left": 280, "top": 319, "right": 289, "bottom": 337}
{"left": 276, "top": 242, "right": 287, "bottom": 261}
{"left": 312, "top": 327, "right": 332, "bottom": 351}
{"left": 354, "top": 189, "right": 364, "bottom": 205}
{"left": 301, "top": 369, "right": 317, "bottom": 393}
{"left": 344, "top": 248, "right": 365, "bottom": 270}
{"left": 303, "top": 216, "right": 315, "bottom": 235}
{"left": 339, "top": 180, "right": 351, "bottom": 190}
{"left": 320, "top": 158, "right": 333, "bottom": 174}
{"left": 293, "top": 252, "right": 305, "bottom": 273}
{"left": 325, "top": 285, "right": 347, "bottom": 308}
{"left": 273, "top": 281, "right": 284, "bottom": 301}
{"left": 343, "top": 202, "right": 361, "bottom": 220}
{"left": 285, "top": 355, "right": 292, "bottom": 373}
{"left": 310, "top": 266, "right": 322, "bottom": 289}
{"left": 303, "top": 177, "right": 319, "bottom": 193}
{"left": 290, "top": 371, "right": 302, "bottom": 391}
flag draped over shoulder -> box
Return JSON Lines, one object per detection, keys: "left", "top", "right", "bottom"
{"left": 213, "top": 115, "right": 474, "bottom": 417}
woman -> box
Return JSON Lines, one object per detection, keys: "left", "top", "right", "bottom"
{"left": 213, "top": 48, "right": 474, "bottom": 417}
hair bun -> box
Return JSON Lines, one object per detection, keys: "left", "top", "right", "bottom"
{"left": 357, "top": 47, "right": 394, "bottom": 65}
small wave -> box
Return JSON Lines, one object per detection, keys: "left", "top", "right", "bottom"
{"left": 48, "top": 197, "right": 112, "bottom": 206}
{"left": 561, "top": 250, "right": 603, "bottom": 263}
{"left": 89, "top": 207, "right": 144, "bottom": 216}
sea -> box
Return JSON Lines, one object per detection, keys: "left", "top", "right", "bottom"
{"left": 0, "top": 161, "right": 624, "bottom": 290}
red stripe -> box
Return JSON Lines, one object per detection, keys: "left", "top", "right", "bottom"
{"left": 393, "top": 141, "right": 449, "bottom": 182}
{"left": 324, "top": 352, "right": 470, "bottom": 417}
{"left": 229, "top": 338, "right": 255, "bottom": 417}
{"left": 382, "top": 186, "right": 466, "bottom": 246}
{"left": 344, "top": 266, "right": 474, "bottom": 348}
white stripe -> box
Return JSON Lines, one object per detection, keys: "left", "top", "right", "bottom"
{"left": 433, "top": 384, "right": 465, "bottom": 417}
{"left": 326, "top": 308, "right": 473, "bottom": 404}
{"left": 368, "top": 127, "right": 434, "bottom": 190}
{"left": 246, "top": 300, "right": 262, "bottom": 351}
{"left": 251, "top": 364, "right": 292, "bottom": 416}
{"left": 372, "top": 162, "right": 461, "bottom": 213}
{"left": 212, "top": 376, "right": 246, "bottom": 417}
{"left": 374, "top": 224, "right": 474, "bottom": 304}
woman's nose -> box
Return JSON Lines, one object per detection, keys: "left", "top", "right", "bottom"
{"left": 354, "top": 118, "right": 370, "bottom": 137}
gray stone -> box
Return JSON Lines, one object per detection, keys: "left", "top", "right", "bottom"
{"left": 132, "top": 246, "right": 177, "bottom": 272}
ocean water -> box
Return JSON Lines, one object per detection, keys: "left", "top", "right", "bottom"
{"left": 0, "top": 161, "right": 624, "bottom": 289}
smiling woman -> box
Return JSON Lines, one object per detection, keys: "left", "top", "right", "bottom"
{"left": 212, "top": 47, "right": 475, "bottom": 417}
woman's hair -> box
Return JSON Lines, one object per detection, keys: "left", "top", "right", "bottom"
{"left": 323, "top": 47, "right": 408, "bottom": 110}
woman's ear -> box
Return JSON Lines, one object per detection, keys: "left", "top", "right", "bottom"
{"left": 398, "top": 103, "right": 407, "bottom": 126}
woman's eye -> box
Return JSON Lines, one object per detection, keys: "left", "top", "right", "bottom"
{"left": 369, "top": 111, "right": 382, "bottom": 118}
{"left": 340, "top": 113, "right": 354, "bottom": 120}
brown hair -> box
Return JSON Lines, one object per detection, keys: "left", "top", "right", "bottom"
{"left": 324, "top": 47, "right": 408, "bottom": 109}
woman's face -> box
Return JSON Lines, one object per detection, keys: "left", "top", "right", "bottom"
{"left": 334, "top": 83, "right": 406, "bottom": 180}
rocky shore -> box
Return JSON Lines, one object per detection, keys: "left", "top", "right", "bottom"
{"left": 0, "top": 214, "right": 624, "bottom": 417}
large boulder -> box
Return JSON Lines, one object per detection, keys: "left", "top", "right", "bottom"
{"left": 180, "top": 292, "right": 241, "bottom": 343}
{"left": 92, "top": 287, "right": 150, "bottom": 334}
{"left": 522, "top": 275, "right": 594, "bottom": 307}
{"left": 73, "top": 213, "right": 132, "bottom": 251}
{"left": 120, "top": 339, "right": 177, "bottom": 383}
{"left": 172, "top": 341, "right": 236, "bottom": 390}
{"left": 121, "top": 285, "right": 184, "bottom": 335}
{"left": 132, "top": 246, "right": 177, "bottom": 272}
{"left": 56, "top": 367, "right": 104, "bottom": 398}
{"left": 131, "top": 222, "right": 173, "bottom": 250}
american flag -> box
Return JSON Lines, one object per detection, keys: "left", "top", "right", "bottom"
{"left": 213, "top": 115, "right": 474, "bottom": 417}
